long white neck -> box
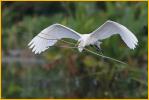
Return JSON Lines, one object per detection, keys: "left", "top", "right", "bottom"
{"left": 78, "top": 34, "right": 90, "bottom": 52}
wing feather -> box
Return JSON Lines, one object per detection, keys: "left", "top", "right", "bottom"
{"left": 89, "top": 20, "right": 138, "bottom": 49}
{"left": 28, "top": 24, "right": 81, "bottom": 54}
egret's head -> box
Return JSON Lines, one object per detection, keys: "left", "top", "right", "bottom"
{"left": 78, "top": 47, "right": 84, "bottom": 52}
{"left": 77, "top": 38, "right": 85, "bottom": 52}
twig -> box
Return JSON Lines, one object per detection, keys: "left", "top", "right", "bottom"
{"left": 37, "top": 36, "right": 127, "bottom": 65}
{"left": 59, "top": 39, "right": 127, "bottom": 65}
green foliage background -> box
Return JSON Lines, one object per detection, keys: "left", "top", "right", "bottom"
{"left": 2, "top": 1, "right": 148, "bottom": 98}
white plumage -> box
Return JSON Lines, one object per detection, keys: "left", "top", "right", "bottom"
{"left": 28, "top": 20, "right": 138, "bottom": 54}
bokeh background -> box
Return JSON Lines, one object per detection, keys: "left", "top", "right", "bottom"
{"left": 2, "top": 1, "right": 148, "bottom": 98}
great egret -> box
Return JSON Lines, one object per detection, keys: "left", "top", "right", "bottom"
{"left": 28, "top": 20, "right": 138, "bottom": 55}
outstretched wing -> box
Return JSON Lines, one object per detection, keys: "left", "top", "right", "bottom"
{"left": 28, "top": 24, "right": 81, "bottom": 54}
{"left": 89, "top": 20, "right": 138, "bottom": 49}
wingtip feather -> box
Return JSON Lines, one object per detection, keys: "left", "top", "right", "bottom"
{"left": 28, "top": 36, "right": 57, "bottom": 54}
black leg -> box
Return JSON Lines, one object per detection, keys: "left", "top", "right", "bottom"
{"left": 90, "top": 45, "right": 103, "bottom": 55}
{"left": 94, "top": 45, "right": 101, "bottom": 51}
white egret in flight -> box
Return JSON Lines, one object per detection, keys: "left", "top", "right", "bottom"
{"left": 28, "top": 20, "right": 138, "bottom": 64}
